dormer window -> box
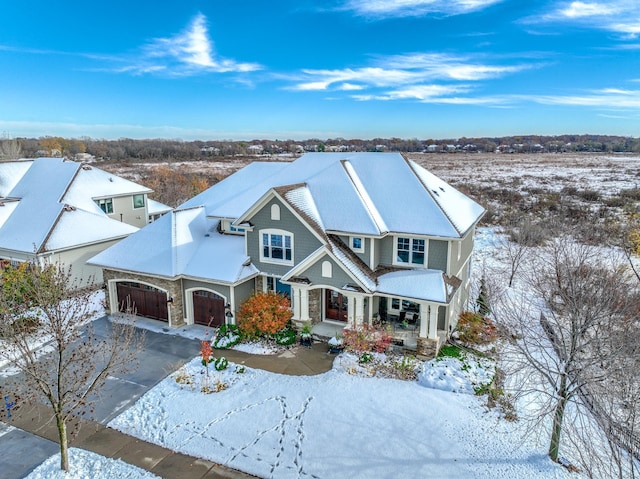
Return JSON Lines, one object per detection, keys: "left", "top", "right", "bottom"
{"left": 395, "top": 237, "right": 425, "bottom": 265}
{"left": 350, "top": 236, "right": 364, "bottom": 253}
{"left": 260, "top": 229, "right": 293, "bottom": 265}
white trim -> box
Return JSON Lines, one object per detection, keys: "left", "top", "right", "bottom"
{"left": 392, "top": 235, "right": 428, "bottom": 267}
{"left": 259, "top": 228, "right": 294, "bottom": 266}
{"left": 270, "top": 203, "right": 281, "bottom": 221}
{"left": 321, "top": 260, "right": 332, "bottom": 278}
{"left": 184, "top": 286, "right": 228, "bottom": 325}
{"left": 350, "top": 236, "right": 365, "bottom": 253}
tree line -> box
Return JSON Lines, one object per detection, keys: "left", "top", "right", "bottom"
{"left": 2, "top": 134, "right": 640, "bottom": 161}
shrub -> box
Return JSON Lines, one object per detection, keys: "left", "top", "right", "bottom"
{"left": 214, "top": 357, "right": 229, "bottom": 371}
{"left": 213, "top": 324, "right": 241, "bottom": 349}
{"left": 343, "top": 324, "right": 392, "bottom": 356}
{"left": 456, "top": 311, "right": 498, "bottom": 345}
{"left": 237, "top": 292, "right": 292, "bottom": 339}
{"left": 274, "top": 327, "right": 296, "bottom": 346}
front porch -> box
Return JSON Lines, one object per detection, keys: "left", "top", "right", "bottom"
{"left": 290, "top": 286, "right": 450, "bottom": 357}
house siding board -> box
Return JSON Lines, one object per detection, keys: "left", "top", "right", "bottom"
{"left": 449, "top": 230, "right": 475, "bottom": 276}
{"left": 108, "top": 194, "right": 148, "bottom": 228}
{"left": 379, "top": 236, "right": 395, "bottom": 265}
{"left": 437, "top": 305, "right": 447, "bottom": 330}
{"left": 183, "top": 279, "right": 231, "bottom": 302}
{"left": 427, "top": 240, "right": 448, "bottom": 272}
{"left": 247, "top": 198, "right": 323, "bottom": 275}
{"left": 303, "top": 255, "right": 353, "bottom": 289}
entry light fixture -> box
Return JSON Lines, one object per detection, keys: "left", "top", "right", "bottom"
{"left": 225, "top": 303, "right": 233, "bottom": 319}
{"left": 167, "top": 297, "right": 174, "bottom": 304}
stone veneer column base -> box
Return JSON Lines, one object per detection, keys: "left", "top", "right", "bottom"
{"left": 416, "top": 337, "right": 441, "bottom": 359}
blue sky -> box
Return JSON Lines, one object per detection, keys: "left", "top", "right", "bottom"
{"left": 1, "top": 1, "right": 640, "bottom": 140}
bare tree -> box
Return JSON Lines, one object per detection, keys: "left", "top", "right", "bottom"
{"left": 495, "top": 238, "right": 640, "bottom": 466}
{"left": 0, "top": 263, "right": 143, "bottom": 472}
{"left": 502, "top": 218, "right": 548, "bottom": 287}
{"left": 0, "top": 138, "right": 22, "bottom": 160}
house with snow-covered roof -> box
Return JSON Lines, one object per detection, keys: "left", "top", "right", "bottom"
{"left": 0, "top": 158, "right": 170, "bottom": 285}
{"left": 89, "top": 152, "right": 484, "bottom": 357}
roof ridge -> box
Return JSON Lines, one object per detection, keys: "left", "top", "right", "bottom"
{"left": 405, "top": 157, "right": 461, "bottom": 236}
{"left": 339, "top": 160, "right": 387, "bottom": 234}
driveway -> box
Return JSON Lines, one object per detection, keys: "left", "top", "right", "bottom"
{"left": 0, "top": 315, "right": 201, "bottom": 478}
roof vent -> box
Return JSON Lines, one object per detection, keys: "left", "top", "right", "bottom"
{"left": 205, "top": 233, "right": 210, "bottom": 237}
{"left": 82, "top": 165, "right": 92, "bottom": 170}
{"left": 63, "top": 205, "right": 76, "bottom": 212}
{"left": 431, "top": 189, "right": 439, "bottom": 197}
{"left": 109, "top": 177, "right": 114, "bottom": 182}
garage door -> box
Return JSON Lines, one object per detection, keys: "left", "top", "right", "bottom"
{"left": 193, "top": 290, "right": 225, "bottom": 327}
{"left": 116, "top": 282, "right": 168, "bottom": 321}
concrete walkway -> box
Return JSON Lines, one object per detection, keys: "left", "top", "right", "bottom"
{"left": 1, "top": 339, "right": 335, "bottom": 478}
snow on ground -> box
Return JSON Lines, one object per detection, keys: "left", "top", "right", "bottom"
{"left": 24, "top": 448, "right": 159, "bottom": 479}
{"left": 109, "top": 355, "right": 566, "bottom": 479}
{"left": 0, "top": 290, "right": 105, "bottom": 374}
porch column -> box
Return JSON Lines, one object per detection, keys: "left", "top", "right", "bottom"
{"left": 354, "top": 295, "right": 365, "bottom": 327}
{"left": 428, "top": 304, "right": 438, "bottom": 340}
{"left": 291, "top": 286, "right": 302, "bottom": 320}
{"left": 300, "top": 288, "right": 310, "bottom": 322}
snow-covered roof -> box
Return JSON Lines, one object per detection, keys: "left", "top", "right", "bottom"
{"left": 0, "top": 158, "right": 146, "bottom": 255}
{"left": 89, "top": 209, "right": 258, "bottom": 283}
{"left": 225, "top": 153, "right": 484, "bottom": 238}
{"left": 376, "top": 269, "right": 450, "bottom": 303}
{"left": 148, "top": 198, "right": 172, "bottom": 216}
{"left": 90, "top": 153, "right": 482, "bottom": 291}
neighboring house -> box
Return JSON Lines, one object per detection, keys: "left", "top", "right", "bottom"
{"left": 0, "top": 158, "right": 171, "bottom": 285}
{"left": 89, "top": 153, "right": 484, "bottom": 357}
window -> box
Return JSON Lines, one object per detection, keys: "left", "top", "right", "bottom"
{"left": 391, "top": 298, "right": 400, "bottom": 310}
{"left": 351, "top": 236, "right": 364, "bottom": 253}
{"left": 133, "top": 194, "right": 145, "bottom": 209}
{"left": 261, "top": 229, "right": 293, "bottom": 264}
{"left": 229, "top": 225, "right": 245, "bottom": 234}
{"left": 396, "top": 237, "right": 425, "bottom": 265}
{"left": 96, "top": 198, "right": 113, "bottom": 214}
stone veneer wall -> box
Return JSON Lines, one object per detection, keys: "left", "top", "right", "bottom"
{"left": 416, "top": 337, "right": 440, "bottom": 359}
{"left": 308, "top": 289, "right": 322, "bottom": 323}
{"left": 103, "top": 269, "right": 185, "bottom": 327}
{"left": 255, "top": 275, "right": 264, "bottom": 292}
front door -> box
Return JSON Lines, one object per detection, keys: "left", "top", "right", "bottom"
{"left": 325, "top": 290, "right": 348, "bottom": 322}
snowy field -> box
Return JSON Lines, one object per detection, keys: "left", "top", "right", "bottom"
{"left": 108, "top": 354, "right": 564, "bottom": 479}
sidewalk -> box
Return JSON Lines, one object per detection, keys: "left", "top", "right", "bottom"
{"left": 2, "top": 340, "right": 335, "bottom": 479}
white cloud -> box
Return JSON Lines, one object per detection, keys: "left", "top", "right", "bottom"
{"left": 287, "top": 53, "right": 531, "bottom": 93}
{"left": 343, "top": 0, "right": 504, "bottom": 17}
{"left": 137, "top": 13, "right": 262, "bottom": 75}
{"left": 523, "top": 88, "right": 640, "bottom": 108}
{"left": 558, "top": 1, "right": 616, "bottom": 18}
{"left": 535, "top": 1, "right": 640, "bottom": 38}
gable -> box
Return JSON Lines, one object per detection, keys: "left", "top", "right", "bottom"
{"left": 245, "top": 194, "right": 324, "bottom": 276}
{"left": 281, "top": 243, "right": 372, "bottom": 293}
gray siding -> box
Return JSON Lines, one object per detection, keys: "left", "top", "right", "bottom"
{"left": 182, "top": 279, "right": 231, "bottom": 301}
{"left": 437, "top": 305, "right": 447, "bottom": 330}
{"left": 337, "top": 234, "right": 368, "bottom": 265}
{"left": 379, "top": 235, "right": 395, "bottom": 265}
{"left": 449, "top": 229, "right": 475, "bottom": 276}
{"left": 246, "top": 198, "right": 323, "bottom": 276}
{"left": 302, "top": 255, "right": 354, "bottom": 289}
{"left": 234, "top": 277, "right": 256, "bottom": 310}
{"left": 428, "top": 240, "right": 448, "bottom": 272}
